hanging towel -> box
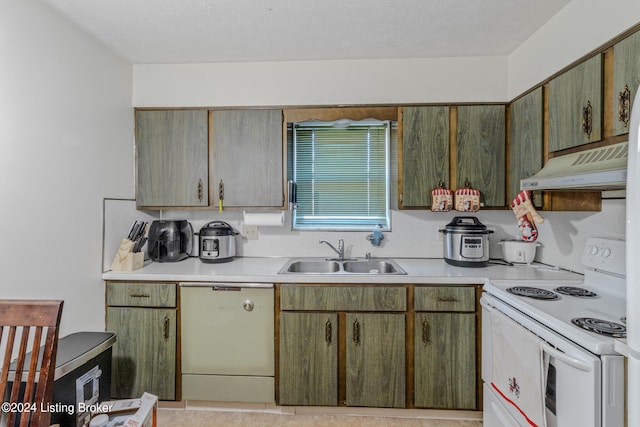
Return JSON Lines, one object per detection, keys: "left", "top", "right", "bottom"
{"left": 490, "top": 309, "right": 547, "bottom": 427}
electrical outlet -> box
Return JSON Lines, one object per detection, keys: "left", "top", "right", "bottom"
{"left": 243, "top": 224, "right": 259, "bottom": 240}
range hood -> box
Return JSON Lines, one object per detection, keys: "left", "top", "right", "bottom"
{"left": 520, "top": 141, "right": 628, "bottom": 191}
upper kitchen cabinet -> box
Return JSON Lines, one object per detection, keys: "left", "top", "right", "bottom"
{"left": 212, "top": 109, "right": 284, "bottom": 208}
{"left": 612, "top": 29, "right": 640, "bottom": 136}
{"left": 548, "top": 54, "right": 603, "bottom": 152}
{"left": 400, "top": 106, "right": 450, "bottom": 208}
{"left": 508, "top": 88, "right": 543, "bottom": 203}
{"left": 456, "top": 105, "right": 506, "bottom": 207}
{"left": 136, "top": 110, "right": 209, "bottom": 208}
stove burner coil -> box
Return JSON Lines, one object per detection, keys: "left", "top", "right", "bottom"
{"left": 554, "top": 286, "right": 598, "bottom": 298}
{"left": 506, "top": 286, "right": 559, "bottom": 300}
{"left": 571, "top": 317, "right": 627, "bottom": 338}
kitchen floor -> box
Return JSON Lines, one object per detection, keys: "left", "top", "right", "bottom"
{"left": 157, "top": 403, "right": 483, "bottom": 426}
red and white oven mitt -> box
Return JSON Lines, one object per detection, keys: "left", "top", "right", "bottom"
{"left": 511, "top": 190, "right": 544, "bottom": 242}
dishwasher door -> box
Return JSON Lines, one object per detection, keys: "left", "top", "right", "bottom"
{"left": 180, "top": 284, "right": 274, "bottom": 402}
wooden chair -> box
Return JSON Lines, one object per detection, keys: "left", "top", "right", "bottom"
{"left": 0, "top": 300, "right": 63, "bottom": 427}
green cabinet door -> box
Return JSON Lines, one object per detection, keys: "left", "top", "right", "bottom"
{"left": 414, "top": 312, "right": 476, "bottom": 409}
{"left": 278, "top": 312, "right": 338, "bottom": 406}
{"left": 509, "top": 88, "right": 544, "bottom": 202}
{"left": 613, "top": 30, "right": 640, "bottom": 136}
{"left": 346, "top": 313, "right": 406, "bottom": 408}
{"left": 107, "top": 307, "right": 177, "bottom": 400}
{"left": 212, "top": 109, "right": 284, "bottom": 207}
{"left": 135, "top": 110, "right": 209, "bottom": 208}
{"left": 457, "top": 105, "right": 506, "bottom": 207}
{"left": 548, "top": 54, "right": 602, "bottom": 152}
{"left": 401, "top": 106, "right": 450, "bottom": 208}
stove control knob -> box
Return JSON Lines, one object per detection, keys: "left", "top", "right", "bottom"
{"left": 588, "top": 245, "right": 599, "bottom": 255}
{"left": 601, "top": 247, "right": 612, "bottom": 258}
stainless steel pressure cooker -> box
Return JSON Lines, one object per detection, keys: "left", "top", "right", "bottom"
{"left": 199, "top": 221, "right": 238, "bottom": 263}
{"left": 439, "top": 216, "right": 493, "bottom": 267}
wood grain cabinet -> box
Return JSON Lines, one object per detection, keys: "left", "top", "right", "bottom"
{"left": 612, "top": 29, "right": 640, "bottom": 136}
{"left": 135, "top": 110, "right": 209, "bottom": 208}
{"left": 456, "top": 105, "right": 506, "bottom": 207}
{"left": 278, "top": 285, "right": 406, "bottom": 408}
{"left": 414, "top": 286, "right": 477, "bottom": 410}
{"left": 212, "top": 109, "right": 284, "bottom": 208}
{"left": 106, "top": 282, "right": 177, "bottom": 400}
{"left": 508, "top": 88, "right": 544, "bottom": 203}
{"left": 548, "top": 54, "right": 603, "bottom": 152}
{"left": 401, "top": 106, "right": 450, "bottom": 208}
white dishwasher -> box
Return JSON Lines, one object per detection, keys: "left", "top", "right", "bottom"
{"left": 180, "top": 283, "right": 274, "bottom": 402}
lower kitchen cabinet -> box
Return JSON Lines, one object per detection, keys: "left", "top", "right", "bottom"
{"left": 106, "top": 281, "right": 177, "bottom": 400}
{"left": 277, "top": 284, "right": 479, "bottom": 410}
{"left": 279, "top": 312, "right": 338, "bottom": 406}
{"left": 414, "top": 286, "right": 478, "bottom": 410}
{"left": 345, "top": 313, "right": 406, "bottom": 408}
{"left": 278, "top": 285, "right": 407, "bottom": 408}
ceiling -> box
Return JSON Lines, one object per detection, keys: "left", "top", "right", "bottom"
{"left": 39, "top": 0, "right": 572, "bottom": 64}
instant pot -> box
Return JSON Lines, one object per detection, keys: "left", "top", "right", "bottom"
{"left": 439, "top": 216, "right": 493, "bottom": 267}
{"left": 199, "top": 221, "right": 238, "bottom": 263}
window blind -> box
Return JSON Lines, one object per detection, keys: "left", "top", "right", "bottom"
{"left": 293, "top": 120, "right": 390, "bottom": 230}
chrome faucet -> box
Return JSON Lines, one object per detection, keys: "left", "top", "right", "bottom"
{"left": 319, "top": 239, "right": 345, "bottom": 261}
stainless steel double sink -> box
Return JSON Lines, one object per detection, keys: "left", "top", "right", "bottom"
{"left": 278, "top": 258, "right": 407, "bottom": 275}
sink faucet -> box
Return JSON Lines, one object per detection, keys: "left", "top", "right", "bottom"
{"left": 319, "top": 239, "right": 345, "bottom": 261}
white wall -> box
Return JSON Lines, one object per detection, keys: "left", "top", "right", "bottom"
{"left": 133, "top": 56, "right": 508, "bottom": 107}
{"left": 0, "top": 0, "right": 133, "bottom": 336}
{"left": 508, "top": 0, "right": 640, "bottom": 98}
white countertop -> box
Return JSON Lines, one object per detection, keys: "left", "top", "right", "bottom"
{"left": 102, "top": 256, "right": 583, "bottom": 285}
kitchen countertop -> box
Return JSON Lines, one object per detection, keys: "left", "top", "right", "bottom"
{"left": 102, "top": 256, "right": 584, "bottom": 285}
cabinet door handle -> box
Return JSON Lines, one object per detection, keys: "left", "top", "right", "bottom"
{"left": 353, "top": 318, "right": 360, "bottom": 345}
{"left": 163, "top": 316, "right": 170, "bottom": 341}
{"left": 618, "top": 84, "right": 631, "bottom": 127}
{"left": 197, "top": 179, "right": 203, "bottom": 202}
{"left": 325, "top": 319, "right": 332, "bottom": 345}
{"left": 437, "top": 296, "right": 458, "bottom": 302}
{"left": 422, "top": 317, "right": 430, "bottom": 345}
{"left": 581, "top": 100, "right": 592, "bottom": 137}
{"left": 218, "top": 179, "right": 224, "bottom": 212}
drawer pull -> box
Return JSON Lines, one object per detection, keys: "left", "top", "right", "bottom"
{"left": 325, "top": 319, "right": 332, "bottom": 345}
{"left": 129, "top": 293, "right": 150, "bottom": 298}
{"left": 437, "top": 296, "right": 458, "bottom": 303}
{"left": 353, "top": 318, "right": 360, "bottom": 345}
{"left": 422, "top": 317, "right": 430, "bottom": 345}
{"left": 163, "top": 316, "right": 170, "bottom": 341}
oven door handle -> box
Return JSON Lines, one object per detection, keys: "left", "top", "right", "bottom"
{"left": 542, "top": 343, "right": 592, "bottom": 372}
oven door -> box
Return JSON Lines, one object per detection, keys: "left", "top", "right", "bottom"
{"left": 481, "top": 294, "right": 620, "bottom": 427}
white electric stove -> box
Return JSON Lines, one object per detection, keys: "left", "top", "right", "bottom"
{"left": 482, "top": 237, "right": 626, "bottom": 427}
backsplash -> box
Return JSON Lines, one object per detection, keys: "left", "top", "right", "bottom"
{"left": 103, "top": 198, "right": 625, "bottom": 274}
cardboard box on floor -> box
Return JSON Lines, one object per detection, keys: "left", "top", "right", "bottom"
{"left": 87, "top": 392, "right": 157, "bottom": 427}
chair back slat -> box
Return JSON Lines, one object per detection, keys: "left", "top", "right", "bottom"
{"left": 0, "top": 300, "right": 63, "bottom": 427}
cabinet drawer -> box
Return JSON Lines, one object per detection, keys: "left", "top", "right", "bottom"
{"left": 280, "top": 286, "right": 406, "bottom": 311}
{"left": 414, "top": 286, "right": 475, "bottom": 312}
{"left": 107, "top": 282, "right": 177, "bottom": 307}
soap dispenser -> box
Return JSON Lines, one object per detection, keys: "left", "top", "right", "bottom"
{"left": 366, "top": 224, "right": 384, "bottom": 247}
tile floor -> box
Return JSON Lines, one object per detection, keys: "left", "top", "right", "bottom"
{"left": 157, "top": 403, "right": 483, "bottom": 427}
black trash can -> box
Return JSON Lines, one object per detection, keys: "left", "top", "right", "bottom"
{"left": 9, "top": 331, "right": 116, "bottom": 427}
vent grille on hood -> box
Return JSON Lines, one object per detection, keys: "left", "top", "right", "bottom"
{"left": 520, "top": 141, "right": 628, "bottom": 191}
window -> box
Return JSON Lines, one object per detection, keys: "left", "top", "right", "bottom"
{"left": 291, "top": 119, "right": 391, "bottom": 230}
